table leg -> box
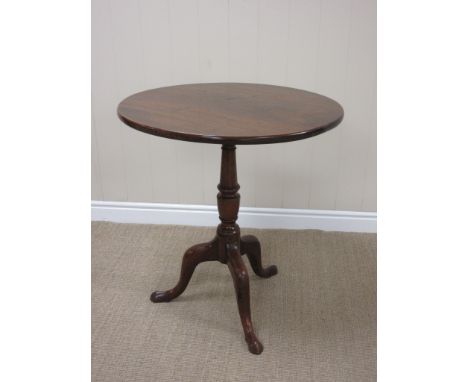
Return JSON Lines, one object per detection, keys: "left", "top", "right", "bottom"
{"left": 227, "top": 242, "right": 264, "bottom": 354}
{"left": 241, "top": 235, "right": 278, "bottom": 278}
{"left": 150, "top": 239, "right": 218, "bottom": 303}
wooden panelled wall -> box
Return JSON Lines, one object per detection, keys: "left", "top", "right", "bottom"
{"left": 92, "top": 0, "right": 376, "bottom": 212}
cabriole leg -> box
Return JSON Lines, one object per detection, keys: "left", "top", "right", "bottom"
{"left": 150, "top": 239, "right": 217, "bottom": 303}
{"left": 226, "top": 243, "right": 263, "bottom": 355}
{"left": 241, "top": 235, "right": 278, "bottom": 278}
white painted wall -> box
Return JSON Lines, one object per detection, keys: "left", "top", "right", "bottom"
{"left": 92, "top": 0, "right": 376, "bottom": 212}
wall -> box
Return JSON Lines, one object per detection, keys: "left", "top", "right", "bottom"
{"left": 92, "top": 0, "right": 376, "bottom": 212}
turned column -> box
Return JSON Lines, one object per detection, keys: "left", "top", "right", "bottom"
{"left": 216, "top": 144, "right": 241, "bottom": 263}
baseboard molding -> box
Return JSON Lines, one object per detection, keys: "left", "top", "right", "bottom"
{"left": 91, "top": 201, "right": 376, "bottom": 233}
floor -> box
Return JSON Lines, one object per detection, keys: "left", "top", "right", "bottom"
{"left": 92, "top": 222, "right": 376, "bottom": 382}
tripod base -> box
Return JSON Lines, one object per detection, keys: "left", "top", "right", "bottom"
{"left": 150, "top": 234, "right": 277, "bottom": 355}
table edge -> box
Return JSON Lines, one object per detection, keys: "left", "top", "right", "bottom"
{"left": 117, "top": 111, "right": 343, "bottom": 145}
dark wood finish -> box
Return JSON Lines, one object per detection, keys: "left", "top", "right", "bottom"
{"left": 226, "top": 242, "right": 263, "bottom": 355}
{"left": 241, "top": 235, "right": 278, "bottom": 278}
{"left": 118, "top": 83, "right": 343, "bottom": 145}
{"left": 149, "top": 239, "right": 218, "bottom": 303}
{"left": 149, "top": 145, "right": 274, "bottom": 354}
{"left": 118, "top": 83, "right": 343, "bottom": 354}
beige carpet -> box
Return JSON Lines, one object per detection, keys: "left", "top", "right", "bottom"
{"left": 92, "top": 222, "right": 376, "bottom": 382}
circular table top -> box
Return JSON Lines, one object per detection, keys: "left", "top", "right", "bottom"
{"left": 117, "top": 83, "right": 343, "bottom": 145}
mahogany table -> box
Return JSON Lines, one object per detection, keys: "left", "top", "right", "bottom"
{"left": 117, "top": 83, "right": 343, "bottom": 354}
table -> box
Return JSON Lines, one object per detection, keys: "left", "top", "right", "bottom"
{"left": 117, "top": 83, "right": 344, "bottom": 354}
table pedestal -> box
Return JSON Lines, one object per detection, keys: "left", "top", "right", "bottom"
{"left": 150, "top": 144, "right": 278, "bottom": 354}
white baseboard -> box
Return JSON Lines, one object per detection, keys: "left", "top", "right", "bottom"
{"left": 91, "top": 201, "right": 376, "bottom": 233}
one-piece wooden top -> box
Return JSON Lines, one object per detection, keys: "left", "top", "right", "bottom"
{"left": 117, "top": 83, "right": 343, "bottom": 145}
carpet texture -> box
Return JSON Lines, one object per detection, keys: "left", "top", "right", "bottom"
{"left": 92, "top": 222, "right": 376, "bottom": 382}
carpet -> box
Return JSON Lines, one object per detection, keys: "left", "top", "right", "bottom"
{"left": 92, "top": 222, "right": 376, "bottom": 382}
